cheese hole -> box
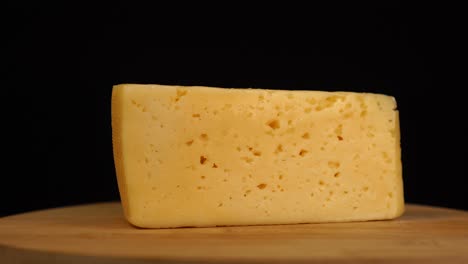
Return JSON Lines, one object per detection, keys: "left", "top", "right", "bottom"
{"left": 200, "top": 134, "right": 208, "bottom": 141}
{"left": 257, "top": 183, "right": 267, "bottom": 189}
{"left": 382, "top": 152, "right": 392, "bottom": 163}
{"left": 212, "top": 163, "right": 218, "bottom": 168}
{"left": 334, "top": 172, "right": 341, "bottom": 178}
{"left": 175, "top": 89, "right": 187, "bottom": 102}
{"left": 192, "top": 113, "right": 200, "bottom": 118}
{"left": 328, "top": 161, "right": 340, "bottom": 169}
{"left": 302, "top": 132, "right": 310, "bottom": 139}
{"left": 267, "top": 119, "right": 280, "bottom": 130}
{"left": 253, "top": 151, "right": 262, "bottom": 156}
{"left": 334, "top": 124, "right": 343, "bottom": 141}
{"left": 200, "top": 156, "right": 207, "bottom": 165}
{"left": 377, "top": 101, "right": 382, "bottom": 110}
{"left": 274, "top": 144, "right": 283, "bottom": 154}
{"left": 186, "top": 140, "right": 194, "bottom": 146}
{"left": 299, "top": 149, "right": 308, "bottom": 157}
{"left": 200, "top": 176, "right": 206, "bottom": 179}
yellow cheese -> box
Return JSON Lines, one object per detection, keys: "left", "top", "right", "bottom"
{"left": 112, "top": 84, "right": 404, "bottom": 228}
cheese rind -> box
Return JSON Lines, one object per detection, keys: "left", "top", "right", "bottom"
{"left": 112, "top": 84, "right": 404, "bottom": 228}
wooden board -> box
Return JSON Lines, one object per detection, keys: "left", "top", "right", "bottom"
{"left": 1, "top": 202, "right": 467, "bottom": 263}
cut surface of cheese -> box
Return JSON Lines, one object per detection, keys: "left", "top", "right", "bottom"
{"left": 112, "top": 84, "right": 404, "bottom": 228}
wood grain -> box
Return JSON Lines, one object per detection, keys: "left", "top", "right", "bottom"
{"left": 1, "top": 202, "right": 467, "bottom": 263}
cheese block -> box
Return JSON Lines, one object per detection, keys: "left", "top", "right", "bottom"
{"left": 112, "top": 84, "right": 404, "bottom": 228}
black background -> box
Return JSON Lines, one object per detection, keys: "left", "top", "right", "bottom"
{"left": 3, "top": 4, "right": 467, "bottom": 217}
